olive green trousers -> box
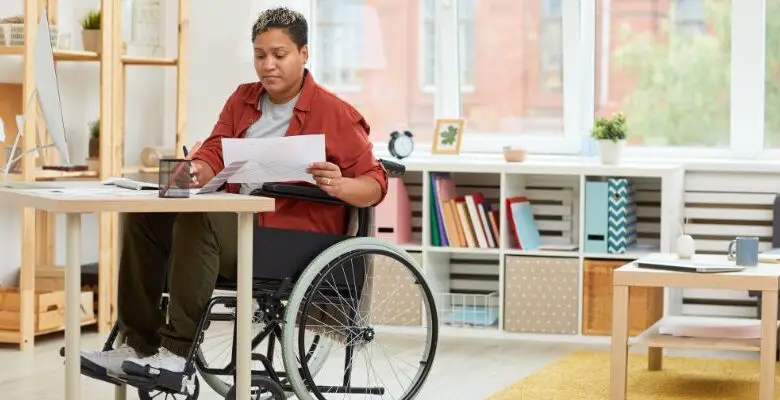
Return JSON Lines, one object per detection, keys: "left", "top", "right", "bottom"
{"left": 117, "top": 212, "right": 238, "bottom": 358}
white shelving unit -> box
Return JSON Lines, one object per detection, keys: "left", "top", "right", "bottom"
{"left": 383, "top": 155, "right": 686, "bottom": 342}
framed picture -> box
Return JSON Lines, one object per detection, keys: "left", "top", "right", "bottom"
{"left": 431, "top": 118, "right": 465, "bottom": 155}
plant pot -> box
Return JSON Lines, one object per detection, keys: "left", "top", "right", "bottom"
{"left": 82, "top": 29, "right": 101, "bottom": 53}
{"left": 88, "top": 137, "right": 99, "bottom": 159}
{"left": 597, "top": 139, "right": 625, "bottom": 164}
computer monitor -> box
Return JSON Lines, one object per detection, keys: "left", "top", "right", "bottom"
{"left": 34, "top": 9, "right": 70, "bottom": 165}
{"left": 1, "top": 10, "right": 73, "bottom": 187}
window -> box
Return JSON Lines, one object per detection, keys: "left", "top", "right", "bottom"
{"left": 457, "top": 0, "right": 565, "bottom": 142}
{"left": 313, "top": 0, "right": 364, "bottom": 89}
{"left": 310, "top": 1, "right": 434, "bottom": 147}
{"left": 422, "top": 0, "right": 474, "bottom": 89}
{"left": 765, "top": 0, "right": 780, "bottom": 147}
{"left": 597, "top": 0, "right": 731, "bottom": 148}
{"left": 540, "top": 0, "right": 563, "bottom": 91}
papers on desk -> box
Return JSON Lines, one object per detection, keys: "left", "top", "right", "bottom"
{"left": 759, "top": 249, "right": 780, "bottom": 263}
{"left": 102, "top": 177, "right": 158, "bottom": 190}
{"left": 91, "top": 135, "right": 326, "bottom": 196}
{"left": 222, "top": 134, "right": 325, "bottom": 185}
{"left": 23, "top": 186, "right": 156, "bottom": 197}
{"left": 191, "top": 160, "right": 248, "bottom": 195}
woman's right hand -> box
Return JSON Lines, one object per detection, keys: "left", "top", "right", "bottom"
{"left": 190, "top": 160, "right": 215, "bottom": 188}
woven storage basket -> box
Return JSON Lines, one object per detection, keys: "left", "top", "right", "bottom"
{"left": 582, "top": 258, "right": 663, "bottom": 336}
{"left": 0, "top": 23, "right": 59, "bottom": 47}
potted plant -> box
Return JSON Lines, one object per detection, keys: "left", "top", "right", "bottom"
{"left": 591, "top": 112, "right": 628, "bottom": 164}
{"left": 81, "top": 9, "right": 101, "bottom": 52}
{"left": 88, "top": 119, "right": 99, "bottom": 159}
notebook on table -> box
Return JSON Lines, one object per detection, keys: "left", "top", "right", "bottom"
{"left": 636, "top": 259, "right": 745, "bottom": 273}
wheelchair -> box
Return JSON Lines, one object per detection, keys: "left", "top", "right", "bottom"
{"left": 68, "top": 159, "right": 439, "bottom": 400}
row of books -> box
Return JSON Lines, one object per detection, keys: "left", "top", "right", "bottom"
{"left": 505, "top": 196, "right": 542, "bottom": 250}
{"left": 430, "top": 173, "right": 545, "bottom": 250}
{"left": 430, "top": 173, "right": 500, "bottom": 248}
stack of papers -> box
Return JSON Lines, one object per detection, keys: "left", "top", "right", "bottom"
{"left": 222, "top": 134, "right": 325, "bottom": 185}
{"left": 101, "top": 135, "right": 326, "bottom": 196}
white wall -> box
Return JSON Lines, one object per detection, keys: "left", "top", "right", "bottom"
{"left": 0, "top": 0, "right": 262, "bottom": 285}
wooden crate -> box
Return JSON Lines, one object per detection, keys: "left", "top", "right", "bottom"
{"left": 582, "top": 259, "right": 663, "bottom": 336}
{"left": 503, "top": 255, "right": 580, "bottom": 335}
{"left": 0, "top": 288, "right": 95, "bottom": 333}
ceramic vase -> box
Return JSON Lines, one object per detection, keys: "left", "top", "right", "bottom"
{"left": 597, "top": 139, "right": 625, "bottom": 165}
{"left": 676, "top": 234, "right": 696, "bottom": 259}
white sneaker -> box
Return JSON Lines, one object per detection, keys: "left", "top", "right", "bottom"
{"left": 80, "top": 344, "right": 139, "bottom": 377}
{"left": 123, "top": 347, "right": 186, "bottom": 374}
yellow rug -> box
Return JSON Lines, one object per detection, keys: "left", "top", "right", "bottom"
{"left": 487, "top": 350, "right": 777, "bottom": 400}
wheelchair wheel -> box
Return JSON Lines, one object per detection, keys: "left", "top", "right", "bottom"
{"left": 195, "top": 294, "right": 332, "bottom": 398}
{"left": 282, "top": 237, "right": 439, "bottom": 400}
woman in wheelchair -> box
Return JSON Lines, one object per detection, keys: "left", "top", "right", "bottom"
{"left": 77, "top": 7, "right": 438, "bottom": 400}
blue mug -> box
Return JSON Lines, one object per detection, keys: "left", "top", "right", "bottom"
{"left": 728, "top": 237, "right": 759, "bottom": 266}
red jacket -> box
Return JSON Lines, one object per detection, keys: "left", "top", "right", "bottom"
{"left": 193, "top": 70, "right": 388, "bottom": 235}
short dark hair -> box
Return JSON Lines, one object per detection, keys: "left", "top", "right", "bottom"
{"left": 251, "top": 7, "right": 308, "bottom": 50}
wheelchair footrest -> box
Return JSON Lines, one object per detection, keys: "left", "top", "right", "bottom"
{"left": 79, "top": 363, "right": 124, "bottom": 387}
{"left": 120, "top": 360, "right": 192, "bottom": 394}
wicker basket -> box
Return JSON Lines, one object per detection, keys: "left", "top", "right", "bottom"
{"left": 0, "top": 23, "right": 59, "bottom": 47}
{"left": 582, "top": 258, "right": 663, "bottom": 336}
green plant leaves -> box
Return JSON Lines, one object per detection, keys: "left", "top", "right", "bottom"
{"left": 591, "top": 112, "right": 627, "bottom": 142}
{"left": 81, "top": 9, "right": 101, "bottom": 30}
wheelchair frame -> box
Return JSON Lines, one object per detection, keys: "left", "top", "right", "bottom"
{"left": 71, "top": 159, "right": 439, "bottom": 399}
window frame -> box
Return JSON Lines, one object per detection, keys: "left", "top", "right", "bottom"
{"left": 613, "top": 0, "right": 764, "bottom": 160}
{"left": 306, "top": 0, "right": 771, "bottom": 160}
{"left": 429, "top": 0, "right": 586, "bottom": 155}
{"left": 419, "top": 0, "right": 475, "bottom": 94}
{"left": 309, "top": 0, "right": 365, "bottom": 93}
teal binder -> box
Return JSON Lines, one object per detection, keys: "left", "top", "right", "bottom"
{"left": 584, "top": 181, "right": 608, "bottom": 253}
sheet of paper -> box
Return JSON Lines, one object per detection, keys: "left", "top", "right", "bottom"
{"left": 24, "top": 187, "right": 155, "bottom": 198}
{"left": 222, "top": 135, "right": 325, "bottom": 184}
{"left": 193, "top": 160, "right": 248, "bottom": 195}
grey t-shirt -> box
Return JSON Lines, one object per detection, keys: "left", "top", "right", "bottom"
{"left": 240, "top": 91, "right": 300, "bottom": 194}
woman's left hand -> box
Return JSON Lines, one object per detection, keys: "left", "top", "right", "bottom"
{"left": 307, "top": 161, "right": 344, "bottom": 197}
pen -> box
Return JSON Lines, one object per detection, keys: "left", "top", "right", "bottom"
{"left": 183, "top": 145, "right": 188, "bottom": 157}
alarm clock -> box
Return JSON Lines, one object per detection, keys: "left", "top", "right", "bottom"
{"left": 389, "top": 130, "right": 414, "bottom": 159}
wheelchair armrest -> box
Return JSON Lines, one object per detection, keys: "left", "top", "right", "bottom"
{"left": 250, "top": 183, "right": 348, "bottom": 206}
{"left": 379, "top": 158, "right": 405, "bottom": 177}
{"left": 250, "top": 158, "right": 403, "bottom": 205}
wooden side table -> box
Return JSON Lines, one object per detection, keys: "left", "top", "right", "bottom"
{"left": 610, "top": 253, "right": 780, "bottom": 400}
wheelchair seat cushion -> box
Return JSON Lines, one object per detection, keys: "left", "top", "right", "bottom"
{"left": 251, "top": 226, "right": 352, "bottom": 281}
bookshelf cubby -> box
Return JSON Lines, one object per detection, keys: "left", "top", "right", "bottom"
{"left": 379, "top": 157, "right": 685, "bottom": 341}
{"left": 430, "top": 252, "right": 501, "bottom": 329}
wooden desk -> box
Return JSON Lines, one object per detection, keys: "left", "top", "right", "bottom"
{"left": 610, "top": 253, "right": 780, "bottom": 400}
{"left": 0, "top": 182, "right": 274, "bottom": 400}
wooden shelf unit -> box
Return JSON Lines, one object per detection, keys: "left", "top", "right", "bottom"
{"left": 0, "top": 45, "right": 99, "bottom": 61}
{"left": 1, "top": 0, "right": 190, "bottom": 349}
{"left": 377, "top": 156, "right": 686, "bottom": 340}
{"left": 113, "top": 0, "right": 188, "bottom": 179}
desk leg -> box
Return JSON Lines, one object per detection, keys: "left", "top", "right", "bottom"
{"left": 235, "top": 212, "right": 254, "bottom": 400}
{"left": 759, "top": 289, "right": 778, "bottom": 400}
{"left": 610, "top": 285, "right": 629, "bottom": 400}
{"left": 114, "top": 332, "right": 126, "bottom": 400}
{"left": 65, "top": 213, "right": 82, "bottom": 400}
{"left": 648, "top": 286, "right": 664, "bottom": 371}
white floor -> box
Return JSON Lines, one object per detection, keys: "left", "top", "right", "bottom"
{"left": 0, "top": 328, "right": 595, "bottom": 400}
{"left": 0, "top": 329, "right": 758, "bottom": 400}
